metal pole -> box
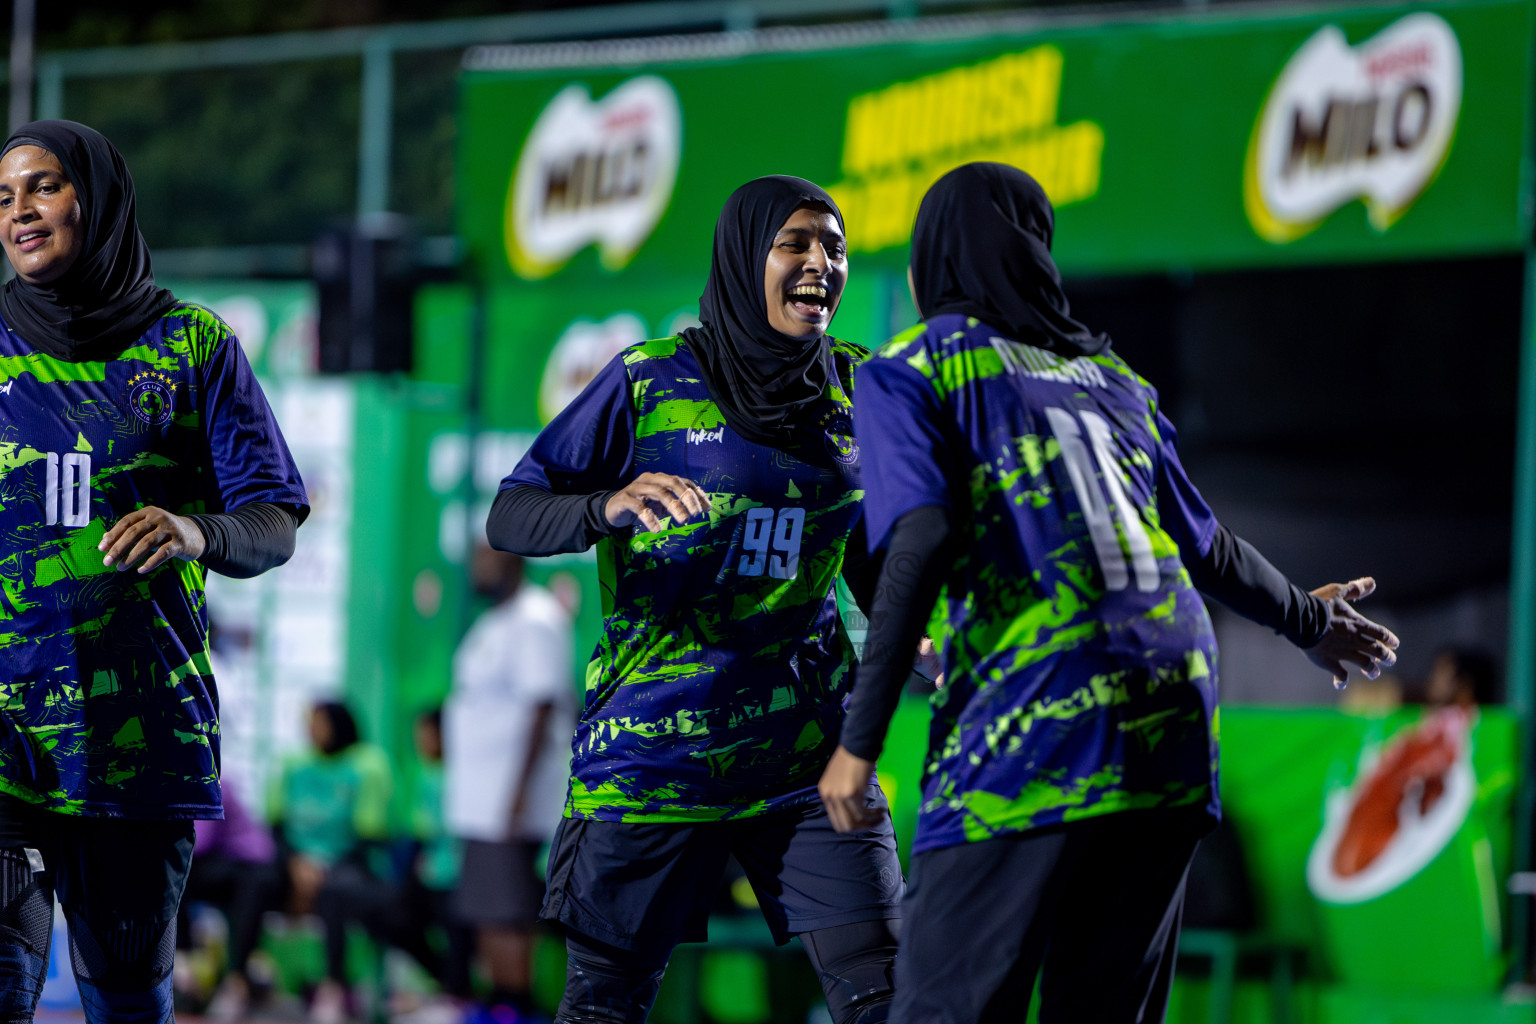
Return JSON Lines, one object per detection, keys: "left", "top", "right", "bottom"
{"left": 1504, "top": 7, "right": 1536, "bottom": 986}
{"left": 460, "top": 272, "right": 486, "bottom": 638}
{"left": 357, "top": 33, "right": 393, "bottom": 217}
{"left": 1507, "top": 245, "right": 1536, "bottom": 985}
{"left": 33, "top": 56, "right": 60, "bottom": 120}
{"left": 8, "top": 0, "right": 34, "bottom": 132}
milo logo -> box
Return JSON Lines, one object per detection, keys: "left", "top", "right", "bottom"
{"left": 506, "top": 76, "right": 682, "bottom": 279}
{"left": 1244, "top": 13, "right": 1462, "bottom": 243}
{"left": 538, "top": 313, "right": 647, "bottom": 423}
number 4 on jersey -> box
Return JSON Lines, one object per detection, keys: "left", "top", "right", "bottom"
{"left": 1044, "top": 407, "right": 1159, "bottom": 593}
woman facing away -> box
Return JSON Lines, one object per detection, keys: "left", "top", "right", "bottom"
{"left": 0, "top": 119, "right": 308, "bottom": 1023}
{"left": 819, "top": 161, "right": 1399, "bottom": 1024}
{"left": 488, "top": 175, "right": 906, "bottom": 1024}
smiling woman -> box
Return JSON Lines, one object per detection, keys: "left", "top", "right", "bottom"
{"left": 0, "top": 146, "right": 85, "bottom": 284}
{"left": 0, "top": 120, "right": 310, "bottom": 1024}
{"left": 764, "top": 204, "right": 847, "bottom": 340}
{"left": 482, "top": 176, "right": 904, "bottom": 1024}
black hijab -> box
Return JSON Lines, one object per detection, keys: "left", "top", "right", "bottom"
{"left": 681, "top": 175, "right": 842, "bottom": 447}
{"left": 0, "top": 119, "right": 176, "bottom": 361}
{"left": 910, "top": 162, "right": 1106, "bottom": 358}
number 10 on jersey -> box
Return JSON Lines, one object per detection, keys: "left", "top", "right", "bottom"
{"left": 1044, "top": 407, "right": 1159, "bottom": 593}
{"left": 45, "top": 452, "right": 92, "bottom": 528}
{"left": 739, "top": 506, "right": 806, "bottom": 580}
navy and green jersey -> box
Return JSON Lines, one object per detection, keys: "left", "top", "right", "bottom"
{"left": 0, "top": 303, "right": 308, "bottom": 819}
{"left": 504, "top": 335, "right": 868, "bottom": 822}
{"left": 268, "top": 743, "right": 392, "bottom": 866}
{"left": 856, "top": 314, "right": 1221, "bottom": 855}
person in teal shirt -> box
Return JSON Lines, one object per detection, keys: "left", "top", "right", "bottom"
{"left": 315, "top": 708, "right": 474, "bottom": 1010}
{"left": 268, "top": 701, "right": 392, "bottom": 1024}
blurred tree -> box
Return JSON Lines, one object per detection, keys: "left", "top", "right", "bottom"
{"left": 37, "top": 0, "right": 630, "bottom": 48}
{"left": 65, "top": 61, "right": 364, "bottom": 248}
{"left": 27, "top": 0, "right": 1112, "bottom": 247}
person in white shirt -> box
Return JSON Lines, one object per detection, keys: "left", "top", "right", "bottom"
{"left": 444, "top": 546, "right": 576, "bottom": 1019}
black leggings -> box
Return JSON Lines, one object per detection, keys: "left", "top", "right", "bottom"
{"left": 0, "top": 797, "right": 193, "bottom": 1024}
{"left": 555, "top": 918, "right": 898, "bottom": 1024}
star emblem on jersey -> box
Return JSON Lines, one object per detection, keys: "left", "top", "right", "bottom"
{"left": 127, "top": 371, "right": 177, "bottom": 426}
{"left": 824, "top": 414, "right": 859, "bottom": 466}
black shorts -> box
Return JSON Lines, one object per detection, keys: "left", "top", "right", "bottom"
{"left": 541, "top": 785, "right": 903, "bottom": 951}
{"left": 452, "top": 838, "right": 545, "bottom": 929}
{"left": 892, "top": 808, "right": 1208, "bottom": 1024}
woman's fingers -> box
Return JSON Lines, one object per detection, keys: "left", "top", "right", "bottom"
{"left": 101, "top": 516, "right": 156, "bottom": 568}
{"left": 98, "top": 508, "right": 148, "bottom": 565}
{"left": 97, "top": 508, "right": 202, "bottom": 572}
{"left": 610, "top": 474, "right": 711, "bottom": 532}
{"left": 635, "top": 504, "right": 663, "bottom": 533}
{"left": 1365, "top": 639, "right": 1397, "bottom": 666}
{"left": 1342, "top": 576, "right": 1376, "bottom": 602}
{"left": 119, "top": 529, "right": 166, "bottom": 572}
{"left": 819, "top": 747, "right": 883, "bottom": 833}
{"left": 652, "top": 475, "right": 707, "bottom": 518}
{"left": 824, "top": 794, "right": 883, "bottom": 834}
{"left": 136, "top": 532, "right": 181, "bottom": 573}
{"left": 825, "top": 799, "right": 849, "bottom": 833}
{"left": 1355, "top": 617, "right": 1400, "bottom": 649}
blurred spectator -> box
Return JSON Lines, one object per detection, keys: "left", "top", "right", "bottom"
{"left": 1424, "top": 646, "right": 1498, "bottom": 709}
{"left": 311, "top": 708, "right": 476, "bottom": 1019}
{"left": 174, "top": 778, "right": 282, "bottom": 1021}
{"left": 268, "top": 700, "right": 393, "bottom": 1024}
{"left": 407, "top": 709, "right": 475, "bottom": 1003}
{"left": 445, "top": 547, "right": 575, "bottom": 1021}
{"left": 1338, "top": 673, "right": 1405, "bottom": 714}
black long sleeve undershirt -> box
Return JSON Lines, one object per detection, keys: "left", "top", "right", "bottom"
{"left": 486, "top": 484, "right": 619, "bottom": 556}
{"left": 1187, "top": 524, "right": 1329, "bottom": 649}
{"left": 839, "top": 505, "right": 956, "bottom": 761}
{"left": 186, "top": 502, "right": 302, "bottom": 579}
{"left": 839, "top": 517, "right": 882, "bottom": 616}
{"left": 838, "top": 510, "right": 1331, "bottom": 762}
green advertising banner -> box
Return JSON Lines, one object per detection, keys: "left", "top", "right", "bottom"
{"left": 459, "top": 0, "right": 1533, "bottom": 289}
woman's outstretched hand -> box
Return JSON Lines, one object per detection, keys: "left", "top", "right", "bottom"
{"left": 819, "top": 746, "right": 885, "bottom": 834}
{"left": 99, "top": 506, "right": 206, "bottom": 574}
{"left": 1305, "top": 576, "right": 1400, "bottom": 690}
{"left": 604, "top": 473, "right": 711, "bottom": 533}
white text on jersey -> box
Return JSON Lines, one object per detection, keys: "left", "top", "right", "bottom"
{"left": 989, "top": 337, "right": 1107, "bottom": 389}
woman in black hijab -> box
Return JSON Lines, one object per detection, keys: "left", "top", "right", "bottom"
{"left": 0, "top": 120, "right": 309, "bottom": 1023}
{"left": 489, "top": 176, "right": 903, "bottom": 1024}
{"left": 821, "top": 162, "right": 1397, "bottom": 1023}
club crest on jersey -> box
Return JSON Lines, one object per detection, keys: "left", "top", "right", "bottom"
{"left": 127, "top": 371, "right": 177, "bottom": 426}
{"left": 824, "top": 414, "right": 858, "bottom": 466}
